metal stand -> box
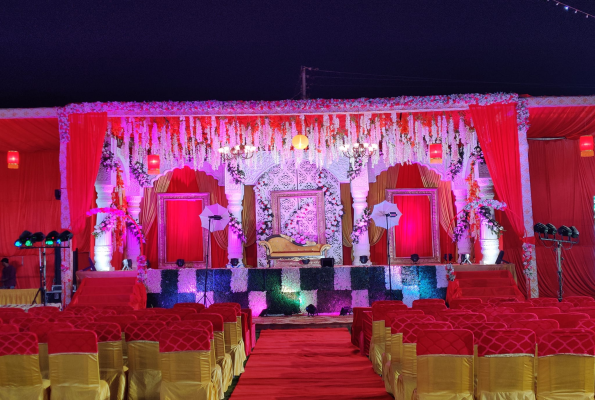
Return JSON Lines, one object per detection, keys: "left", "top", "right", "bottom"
{"left": 32, "top": 248, "right": 47, "bottom": 306}
{"left": 538, "top": 236, "right": 578, "bottom": 302}
{"left": 385, "top": 214, "right": 393, "bottom": 300}
{"left": 198, "top": 217, "right": 221, "bottom": 307}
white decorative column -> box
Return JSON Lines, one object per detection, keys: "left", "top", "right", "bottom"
{"left": 225, "top": 165, "right": 245, "bottom": 268}
{"left": 351, "top": 168, "right": 371, "bottom": 265}
{"left": 476, "top": 173, "right": 500, "bottom": 265}
{"left": 94, "top": 167, "right": 115, "bottom": 271}
{"left": 125, "top": 195, "right": 143, "bottom": 269}
{"left": 452, "top": 186, "right": 473, "bottom": 258}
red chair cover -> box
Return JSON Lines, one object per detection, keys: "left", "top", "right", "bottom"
{"left": 66, "top": 305, "right": 97, "bottom": 315}
{"left": 412, "top": 299, "right": 445, "bottom": 306}
{"left": 0, "top": 309, "right": 26, "bottom": 322}
{"left": 525, "top": 307, "right": 561, "bottom": 319}
{"left": 48, "top": 330, "right": 98, "bottom": 354}
{"left": 563, "top": 296, "right": 595, "bottom": 307}
{"left": 125, "top": 321, "right": 167, "bottom": 342}
{"left": 548, "top": 313, "right": 590, "bottom": 328}
{"left": 491, "top": 313, "right": 538, "bottom": 326}
{"left": 487, "top": 297, "right": 519, "bottom": 305}
{"left": 411, "top": 303, "right": 446, "bottom": 317}
{"left": 449, "top": 298, "right": 482, "bottom": 309}
{"left": 573, "top": 307, "right": 595, "bottom": 318}
{"left": 436, "top": 310, "right": 472, "bottom": 321}
{"left": 212, "top": 303, "right": 241, "bottom": 312}
{"left": 478, "top": 329, "right": 536, "bottom": 357}
{"left": 147, "top": 314, "right": 182, "bottom": 324}
{"left": 173, "top": 303, "right": 206, "bottom": 313}
{"left": 443, "top": 313, "right": 487, "bottom": 328}
{"left": 372, "top": 303, "right": 408, "bottom": 321}
{"left": 0, "top": 332, "right": 38, "bottom": 356}
{"left": 498, "top": 302, "right": 533, "bottom": 313}
{"left": 529, "top": 298, "right": 558, "bottom": 306}
{"left": 29, "top": 322, "right": 74, "bottom": 343}
{"left": 185, "top": 313, "right": 224, "bottom": 332}
{"left": 0, "top": 323, "right": 19, "bottom": 333}
{"left": 205, "top": 307, "right": 236, "bottom": 323}
{"left": 129, "top": 309, "right": 157, "bottom": 320}
{"left": 458, "top": 322, "right": 507, "bottom": 344}
{"left": 510, "top": 319, "right": 560, "bottom": 338}
{"left": 391, "top": 315, "right": 435, "bottom": 335}
{"left": 208, "top": 305, "right": 240, "bottom": 317}
{"left": 460, "top": 304, "right": 491, "bottom": 313}
{"left": 172, "top": 321, "right": 214, "bottom": 339}
{"left": 362, "top": 311, "right": 373, "bottom": 356}
{"left": 77, "top": 322, "right": 122, "bottom": 342}
{"left": 386, "top": 310, "right": 425, "bottom": 325}
{"left": 552, "top": 302, "right": 575, "bottom": 312}
{"left": 159, "top": 329, "right": 211, "bottom": 353}
{"left": 85, "top": 309, "right": 117, "bottom": 320}
{"left": 28, "top": 306, "right": 61, "bottom": 315}
{"left": 103, "top": 305, "right": 134, "bottom": 314}
{"left": 417, "top": 329, "right": 473, "bottom": 356}
{"left": 150, "top": 308, "right": 167, "bottom": 314}
{"left": 53, "top": 316, "right": 92, "bottom": 326}
{"left": 161, "top": 308, "right": 197, "bottom": 318}
{"left": 402, "top": 322, "right": 452, "bottom": 344}
{"left": 371, "top": 300, "right": 404, "bottom": 306}
{"left": 241, "top": 311, "right": 251, "bottom": 356}
{"left": 577, "top": 319, "right": 595, "bottom": 331}
{"left": 538, "top": 329, "right": 595, "bottom": 357}
{"left": 96, "top": 315, "right": 138, "bottom": 330}
{"left": 480, "top": 307, "right": 514, "bottom": 319}
{"left": 10, "top": 317, "right": 49, "bottom": 332}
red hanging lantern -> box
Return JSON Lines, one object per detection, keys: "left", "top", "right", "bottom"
{"left": 580, "top": 135, "right": 594, "bottom": 157}
{"left": 147, "top": 154, "right": 160, "bottom": 174}
{"left": 429, "top": 144, "right": 443, "bottom": 164}
{"left": 7, "top": 151, "right": 19, "bottom": 169}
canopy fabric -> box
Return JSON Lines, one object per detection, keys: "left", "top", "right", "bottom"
{"left": 528, "top": 106, "right": 595, "bottom": 140}
{"left": 0, "top": 118, "right": 59, "bottom": 152}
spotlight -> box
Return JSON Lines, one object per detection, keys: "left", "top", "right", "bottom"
{"left": 557, "top": 225, "right": 572, "bottom": 237}
{"left": 444, "top": 253, "right": 453, "bottom": 262}
{"left": 230, "top": 258, "right": 239, "bottom": 267}
{"left": 340, "top": 306, "right": 353, "bottom": 316}
{"left": 534, "top": 223, "right": 547, "bottom": 235}
{"left": 176, "top": 259, "right": 185, "bottom": 268}
{"left": 45, "top": 231, "right": 59, "bottom": 246}
{"left": 545, "top": 223, "right": 557, "bottom": 236}
{"left": 305, "top": 304, "right": 318, "bottom": 317}
{"left": 570, "top": 226, "right": 579, "bottom": 238}
{"left": 26, "top": 232, "right": 45, "bottom": 247}
{"left": 359, "top": 255, "right": 369, "bottom": 264}
{"left": 410, "top": 254, "right": 419, "bottom": 263}
{"left": 57, "top": 230, "right": 73, "bottom": 244}
{"left": 14, "top": 230, "right": 32, "bottom": 247}
{"left": 460, "top": 254, "right": 471, "bottom": 264}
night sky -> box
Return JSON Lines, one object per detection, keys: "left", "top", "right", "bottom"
{"left": 1, "top": 0, "right": 594, "bottom": 108}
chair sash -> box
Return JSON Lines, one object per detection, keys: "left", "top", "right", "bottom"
{"left": 209, "top": 339, "right": 223, "bottom": 400}
{"left": 477, "top": 355, "right": 535, "bottom": 400}
{"left": 537, "top": 355, "right": 595, "bottom": 400}
{"left": 369, "top": 320, "right": 385, "bottom": 375}
{"left": 0, "top": 354, "right": 48, "bottom": 400}
{"left": 38, "top": 343, "right": 49, "bottom": 380}
{"left": 396, "top": 343, "right": 417, "bottom": 400}
{"left": 213, "top": 332, "right": 233, "bottom": 392}
{"left": 385, "top": 332, "right": 404, "bottom": 395}
{"left": 127, "top": 341, "right": 161, "bottom": 400}
{"left": 160, "top": 350, "right": 217, "bottom": 400}
{"left": 49, "top": 353, "right": 110, "bottom": 400}
{"left": 381, "top": 326, "right": 393, "bottom": 384}
{"left": 98, "top": 341, "right": 126, "bottom": 400}
{"left": 415, "top": 355, "right": 474, "bottom": 400}
{"left": 224, "top": 322, "right": 245, "bottom": 376}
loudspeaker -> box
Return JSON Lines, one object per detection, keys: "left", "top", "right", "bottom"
{"left": 321, "top": 258, "right": 335, "bottom": 268}
{"left": 54, "top": 189, "right": 61, "bottom": 200}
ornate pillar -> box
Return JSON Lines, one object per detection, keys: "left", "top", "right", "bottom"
{"left": 94, "top": 167, "right": 115, "bottom": 271}
{"left": 351, "top": 169, "right": 371, "bottom": 265}
{"left": 476, "top": 175, "right": 500, "bottom": 265}
{"left": 225, "top": 165, "right": 245, "bottom": 268}
{"left": 452, "top": 186, "right": 473, "bottom": 258}
{"left": 125, "top": 195, "right": 143, "bottom": 269}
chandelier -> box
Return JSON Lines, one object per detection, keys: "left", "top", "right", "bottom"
{"left": 218, "top": 144, "right": 258, "bottom": 161}
{"left": 339, "top": 142, "right": 378, "bottom": 158}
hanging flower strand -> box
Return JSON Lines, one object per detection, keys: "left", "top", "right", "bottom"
{"left": 228, "top": 213, "right": 246, "bottom": 243}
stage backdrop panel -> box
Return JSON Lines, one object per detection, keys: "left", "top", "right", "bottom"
{"left": 145, "top": 265, "right": 450, "bottom": 315}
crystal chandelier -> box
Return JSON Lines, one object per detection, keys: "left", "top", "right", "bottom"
{"left": 218, "top": 144, "right": 258, "bottom": 161}
{"left": 339, "top": 142, "right": 378, "bottom": 158}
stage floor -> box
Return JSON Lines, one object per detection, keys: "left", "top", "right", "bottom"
{"left": 254, "top": 314, "right": 353, "bottom": 330}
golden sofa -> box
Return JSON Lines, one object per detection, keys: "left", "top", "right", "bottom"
{"left": 258, "top": 235, "right": 331, "bottom": 267}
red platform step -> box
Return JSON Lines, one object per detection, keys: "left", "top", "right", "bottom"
{"left": 69, "top": 277, "right": 146, "bottom": 310}
{"left": 446, "top": 270, "right": 525, "bottom": 304}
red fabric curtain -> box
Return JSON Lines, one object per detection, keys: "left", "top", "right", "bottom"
{"left": 528, "top": 106, "right": 595, "bottom": 139}
{"left": 165, "top": 199, "right": 204, "bottom": 262}
{"left": 470, "top": 103, "right": 526, "bottom": 294}
{"left": 393, "top": 195, "right": 432, "bottom": 257}
{"left": 66, "top": 113, "right": 107, "bottom": 248}
{"left": 0, "top": 150, "right": 60, "bottom": 288}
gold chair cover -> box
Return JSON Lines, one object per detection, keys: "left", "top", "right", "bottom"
{"left": 477, "top": 355, "right": 535, "bottom": 400}
{"left": 385, "top": 332, "right": 404, "bottom": 395}
{"left": 127, "top": 341, "right": 161, "bottom": 400}
{"left": 98, "top": 341, "right": 126, "bottom": 400}
{"left": 369, "top": 320, "right": 385, "bottom": 375}
{"left": 224, "top": 322, "right": 245, "bottom": 376}
{"left": 48, "top": 353, "right": 110, "bottom": 400}
{"left": 160, "top": 351, "right": 217, "bottom": 400}
{"left": 0, "top": 354, "right": 49, "bottom": 400}
{"left": 536, "top": 355, "right": 595, "bottom": 400}
{"left": 395, "top": 342, "right": 417, "bottom": 400}
{"left": 414, "top": 355, "right": 474, "bottom": 400}
{"left": 213, "top": 331, "right": 233, "bottom": 391}
{"left": 38, "top": 343, "right": 49, "bottom": 380}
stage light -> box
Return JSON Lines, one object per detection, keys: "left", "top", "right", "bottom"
{"left": 14, "top": 230, "right": 32, "bottom": 247}
{"left": 28, "top": 232, "right": 45, "bottom": 246}
{"left": 7, "top": 151, "right": 19, "bottom": 169}
{"left": 429, "top": 143, "right": 443, "bottom": 164}
{"left": 570, "top": 226, "right": 579, "bottom": 238}
{"left": 557, "top": 225, "right": 572, "bottom": 237}
{"left": 410, "top": 254, "right": 419, "bottom": 263}
{"left": 148, "top": 154, "right": 160, "bottom": 174}
{"left": 292, "top": 134, "right": 309, "bottom": 150}
{"left": 460, "top": 254, "right": 471, "bottom": 264}
{"left": 580, "top": 136, "right": 594, "bottom": 157}
{"left": 534, "top": 223, "right": 547, "bottom": 234}
{"left": 230, "top": 258, "right": 239, "bottom": 267}
{"left": 45, "top": 231, "right": 59, "bottom": 246}
{"left": 306, "top": 304, "right": 317, "bottom": 316}
{"left": 545, "top": 223, "right": 557, "bottom": 236}
{"left": 57, "top": 230, "right": 73, "bottom": 244}
{"left": 176, "top": 259, "right": 185, "bottom": 268}
{"left": 340, "top": 306, "right": 353, "bottom": 316}
{"left": 359, "top": 255, "right": 369, "bottom": 264}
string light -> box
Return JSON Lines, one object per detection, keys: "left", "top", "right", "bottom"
{"left": 546, "top": 0, "right": 595, "bottom": 19}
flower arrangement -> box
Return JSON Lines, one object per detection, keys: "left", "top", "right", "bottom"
{"left": 100, "top": 142, "right": 119, "bottom": 171}
{"left": 446, "top": 147, "right": 464, "bottom": 180}
{"left": 92, "top": 214, "right": 117, "bottom": 238}
{"left": 522, "top": 243, "right": 536, "bottom": 279}
{"left": 316, "top": 170, "right": 343, "bottom": 239}
{"left": 282, "top": 202, "right": 317, "bottom": 244}
{"left": 228, "top": 212, "right": 246, "bottom": 243}
{"left": 256, "top": 198, "right": 273, "bottom": 239}
{"left": 127, "top": 221, "right": 145, "bottom": 244}
{"left": 453, "top": 199, "right": 506, "bottom": 242}
{"left": 470, "top": 145, "right": 485, "bottom": 166}
{"left": 130, "top": 159, "right": 152, "bottom": 187}
{"left": 347, "top": 154, "right": 366, "bottom": 181}
{"left": 351, "top": 207, "right": 372, "bottom": 244}
{"left": 137, "top": 255, "right": 148, "bottom": 284}
{"left": 86, "top": 207, "right": 127, "bottom": 217}
{"left": 445, "top": 264, "right": 456, "bottom": 281}
{"left": 226, "top": 162, "right": 245, "bottom": 185}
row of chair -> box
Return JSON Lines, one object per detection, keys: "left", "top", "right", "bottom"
{"left": 0, "top": 302, "right": 253, "bottom": 400}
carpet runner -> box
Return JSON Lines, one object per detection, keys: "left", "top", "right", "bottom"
{"left": 230, "top": 328, "right": 391, "bottom": 399}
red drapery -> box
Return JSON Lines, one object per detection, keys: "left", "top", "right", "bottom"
{"left": 528, "top": 105, "right": 595, "bottom": 297}
{"left": 470, "top": 103, "right": 526, "bottom": 295}
{"left": 0, "top": 150, "right": 60, "bottom": 288}
{"left": 66, "top": 113, "right": 107, "bottom": 248}
{"left": 165, "top": 199, "right": 204, "bottom": 262}
{"left": 393, "top": 195, "right": 432, "bottom": 257}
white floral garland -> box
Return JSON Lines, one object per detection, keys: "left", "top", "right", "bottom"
{"left": 453, "top": 199, "right": 507, "bottom": 242}
{"left": 351, "top": 207, "right": 371, "bottom": 244}
{"left": 228, "top": 212, "right": 246, "bottom": 243}
{"left": 316, "top": 170, "right": 344, "bottom": 239}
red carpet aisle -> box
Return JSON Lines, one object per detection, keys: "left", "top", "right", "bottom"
{"left": 231, "top": 328, "right": 392, "bottom": 400}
